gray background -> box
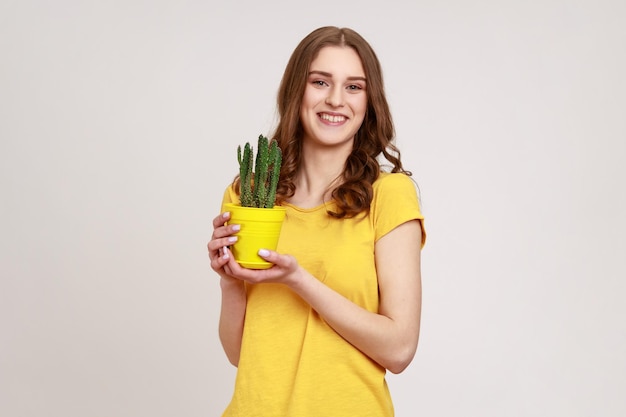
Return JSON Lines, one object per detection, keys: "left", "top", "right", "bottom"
{"left": 1, "top": 0, "right": 625, "bottom": 416}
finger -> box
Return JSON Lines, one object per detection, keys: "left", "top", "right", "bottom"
{"left": 210, "top": 211, "right": 234, "bottom": 239}
{"left": 222, "top": 247, "right": 264, "bottom": 278}
{"left": 212, "top": 211, "right": 231, "bottom": 228}
{"left": 211, "top": 222, "right": 241, "bottom": 240}
{"left": 222, "top": 248, "right": 238, "bottom": 276}
{"left": 258, "top": 250, "right": 297, "bottom": 270}
{"left": 208, "top": 236, "right": 238, "bottom": 256}
{"left": 210, "top": 244, "right": 232, "bottom": 271}
{"left": 257, "top": 249, "right": 281, "bottom": 266}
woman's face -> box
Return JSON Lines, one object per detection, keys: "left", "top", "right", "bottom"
{"left": 300, "top": 46, "right": 367, "bottom": 152}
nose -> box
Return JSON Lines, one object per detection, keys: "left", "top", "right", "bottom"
{"left": 325, "top": 85, "right": 344, "bottom": 107}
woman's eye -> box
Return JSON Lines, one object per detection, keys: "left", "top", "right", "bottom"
{"left": 312, "top": 80, "right": 327, "bottom": 87}
{"left": 347, "top": 84, "right": 363, "bottom": 91}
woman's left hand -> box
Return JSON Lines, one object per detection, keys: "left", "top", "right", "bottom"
{"left": 222, "top": 248, "right": 302, "bottom": 286}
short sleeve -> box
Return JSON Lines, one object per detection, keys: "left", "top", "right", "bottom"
{"left": 372, "top": 173, "right": 426, "bottom": 247}
{"left": 220, "top": 184, "right": 240, "bottom": 211}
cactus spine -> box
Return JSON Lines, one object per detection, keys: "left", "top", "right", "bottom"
{"left": 237, "top": 134, "right": 282, "bottom": 208}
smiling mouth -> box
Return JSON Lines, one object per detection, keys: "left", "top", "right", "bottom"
{"left": 319, "top": 113, "right": 346, "bottom": 123}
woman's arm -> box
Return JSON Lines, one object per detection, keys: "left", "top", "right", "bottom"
{"left": 291, "top": 219, "right": 422, "bottom": 373}
{"left": 208, "top": 212, "right": 247, "bottom": 366}
{"left": 218, "top": 277, "right": 246, "bottom": 366}
{"left": 222, "top": 219, "right": 423, "bottom": 373}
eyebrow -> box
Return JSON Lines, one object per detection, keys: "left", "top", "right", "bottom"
{"left": 308, "top": 70, "right": 367, "bottom": 82}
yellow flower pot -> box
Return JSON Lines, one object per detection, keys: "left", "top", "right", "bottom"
{"left": 223, "top": 203, "right": 287, "bottom": 269}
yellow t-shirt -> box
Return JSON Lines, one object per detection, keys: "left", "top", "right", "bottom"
{"left": 221, "top": 172, "right": 425, "bottom": 417}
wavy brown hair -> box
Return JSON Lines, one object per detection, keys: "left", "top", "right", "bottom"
{"left": 273, "top": 26, "right": 410, "bottom": 218}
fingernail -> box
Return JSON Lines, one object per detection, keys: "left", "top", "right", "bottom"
{"left": 228, "top": 236, "right": 238, "bottom": 243}
{"left": 222, "top": 247, "right": 230, "bottom": 260}
{"left": 222, "top": 212, "right": 230, "bottom": 219}
{"left": 258, "top": 249, "right": 270, "bottom": 257}
{"left": 232, "top": 224, "right": 240, "bottom": 232}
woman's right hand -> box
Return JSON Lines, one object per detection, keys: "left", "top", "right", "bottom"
{"left": 207, "top": 211, "right": 240, "bottom": 280}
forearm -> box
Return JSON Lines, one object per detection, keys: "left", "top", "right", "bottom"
{"left": 218, "top": 277, "right": 247, "bottom": 366}
{"left": 288, "top": 269, "right": 419, "bottom": 374}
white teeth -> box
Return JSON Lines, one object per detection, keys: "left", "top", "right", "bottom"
{"left": 320, "top": 113, "right": 345, "bottom": 123}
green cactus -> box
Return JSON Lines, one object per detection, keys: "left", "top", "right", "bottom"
{"left": 237, "top": 134, "right": 282, "bottom": 208}
{"left": 266, "top": 140, "right": 282, "bottom": 208}
{"left": 237, "top": 142, "right": 254, "bottom": 207}
{"left": 253, "top": 135, "right": 269, "bottom": 208}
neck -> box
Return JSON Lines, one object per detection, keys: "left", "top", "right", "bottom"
{"left": 290, "top": 144, "right": 351, "bottom": 208}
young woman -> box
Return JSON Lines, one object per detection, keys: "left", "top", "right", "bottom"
{"left": 208, "top": 26, "right": 426, "bottom": 417}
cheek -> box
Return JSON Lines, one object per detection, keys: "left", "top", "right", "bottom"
{"left": 353, "top": 101, "right": 368, "bottom": 128}
{"left": 299, "top": 93, "right": 315, "bottom": 131}
{"left": 299, "top": 92, "right": 309, "bottom": 117}
{"left": 301, "top": 85, "right": 321, "bottom": 106}
{"left": 300, "top": 97, "right": 314, "bottom": 121}
{"left": 360, "top": 95, "right": 368, "bottom": 111}
{"left": 351, "top": 96, "right": 368, "bottom": 117}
